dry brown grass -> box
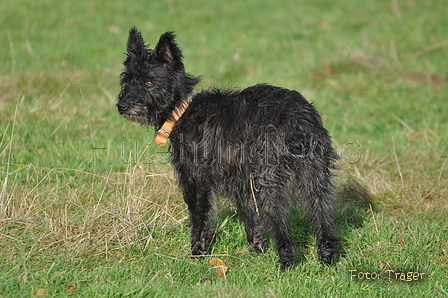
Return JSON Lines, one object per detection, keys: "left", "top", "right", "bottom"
{"left": 0, "top": 163, "right": 187, "bottom": 259}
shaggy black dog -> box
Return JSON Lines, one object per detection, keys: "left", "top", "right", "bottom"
{"left": 117, "top": 28, "right": 340, "bottom": 269}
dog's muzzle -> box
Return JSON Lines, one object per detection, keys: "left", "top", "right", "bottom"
{"left": 116, "top": 101, "right": 128, "bottom": 114}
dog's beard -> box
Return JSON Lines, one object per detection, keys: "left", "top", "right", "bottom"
{"left": 119, "top": 102, "right": 149, "bottom": 125}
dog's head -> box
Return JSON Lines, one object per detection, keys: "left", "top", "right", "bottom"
{"left": 116, "top": 28, "right": 199, "bottom": 127}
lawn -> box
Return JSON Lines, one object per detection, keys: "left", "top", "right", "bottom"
{"left": 1, "top": 0, "right": 447, "bottom": 297}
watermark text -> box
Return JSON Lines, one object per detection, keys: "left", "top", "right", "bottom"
{"left": 349, "top": 269, "right": 426, "bottom": 282}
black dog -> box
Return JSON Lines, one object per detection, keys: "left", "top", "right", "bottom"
{"left": 117, "top": 28, "right": 340, "bottom": 269}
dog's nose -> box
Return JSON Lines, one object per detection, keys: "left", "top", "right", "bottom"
{"left": 116, "top": 102, "right": 128, "bottom": 112}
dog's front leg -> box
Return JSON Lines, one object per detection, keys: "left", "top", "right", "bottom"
{"left": 183, "top": 187, "right": 215, "bottom": 256}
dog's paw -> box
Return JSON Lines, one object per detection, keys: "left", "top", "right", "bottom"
{"left": 278, "top": 246, "right": 296, "bottom": 270}
{"left": 318, "top": 237, "right": 340, "bottom": 265}
{"left": 249, "top": 239, "right": 267, "bottom": 253}
{"left": 279, "top": 256, "right": 295, "bottom": 270}
{"left": 191, "top": 241, "right": 210, "bottom": 257}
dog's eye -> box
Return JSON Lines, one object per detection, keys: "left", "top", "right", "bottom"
{"left": 145, "top": 81, "right": 153, "bottom": 87}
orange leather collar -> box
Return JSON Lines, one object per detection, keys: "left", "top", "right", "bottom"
{"left": 155, "top": 92, "right": 195, "bottom": 147}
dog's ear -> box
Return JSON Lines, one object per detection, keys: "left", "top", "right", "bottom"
{"left": 155, "top": 32, "right": 183, "bottom": 68}
{"left": 126, "top": 27, "right": 147, "bottom": 57}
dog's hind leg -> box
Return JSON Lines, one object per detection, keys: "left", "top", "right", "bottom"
{"left": 258, "top": 187, "right": 296, "bottom": 269}
{"left": 234, "top": 190, "right": 267, "bottom": 253}
{"left": 295, "top": 160, "right": 340, "bottom": 265}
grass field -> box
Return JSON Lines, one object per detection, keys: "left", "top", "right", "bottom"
{"left": 1, "top": 0, "right": 447, "bottom": 297}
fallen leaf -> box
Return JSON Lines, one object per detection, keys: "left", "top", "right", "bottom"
{"left": 36, "top": 288, "right": 47, "bottom": 296}
{"left": 209, "top": 257, "right": 228, "bottom": 278}
{"left": 379, "top": 261, "right": 386, "bottom": 269}
{"left": 66, "top": 284, "right": 77, "bottom": 292}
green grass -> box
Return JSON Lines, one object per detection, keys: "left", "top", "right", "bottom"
{"left": 1, "top": 0, "right": 447, "bottom": 296}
